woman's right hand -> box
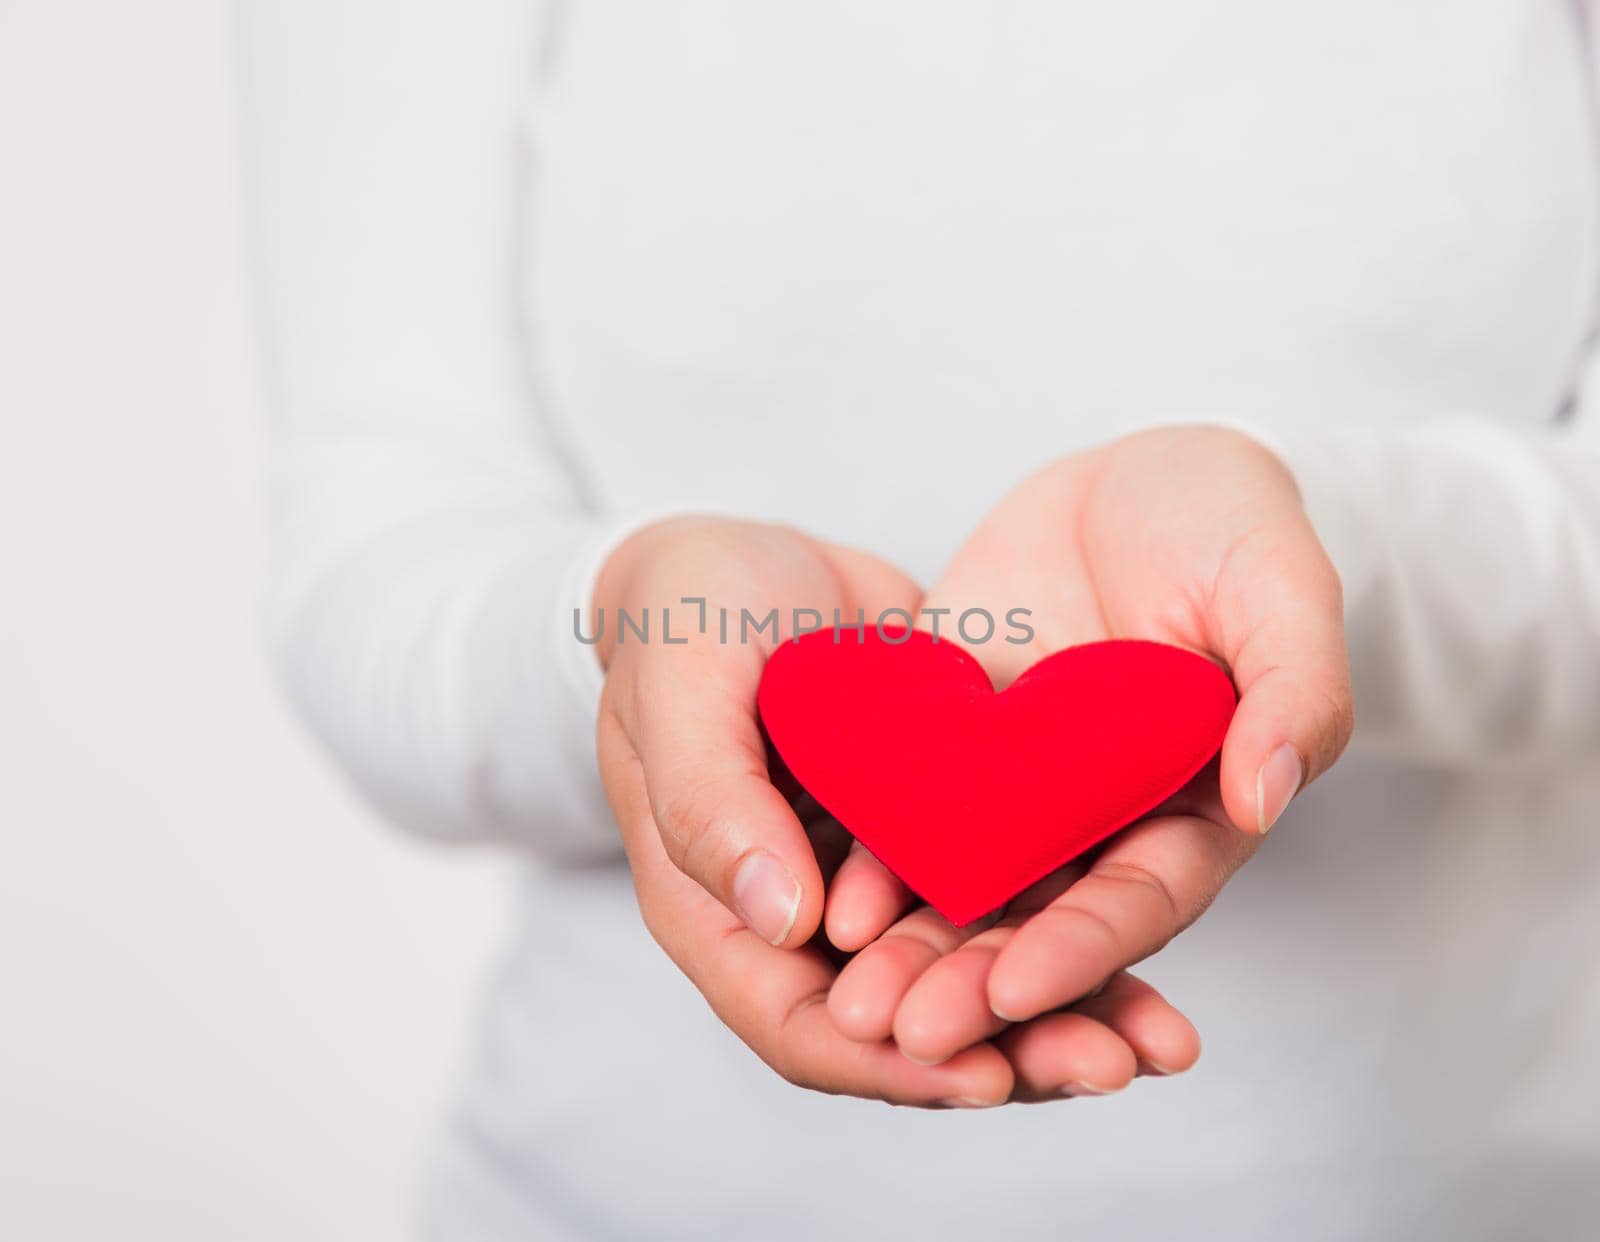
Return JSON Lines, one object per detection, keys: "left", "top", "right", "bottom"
{"left": 594, "top": 516, "right": 1012, "bottom": 1104}
{"left": 594, "top": 515, "right": 927, "bottom": 949}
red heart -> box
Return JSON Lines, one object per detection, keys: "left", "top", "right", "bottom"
{"left": 757, "top": 629, "right": 1236, "bottom": 927}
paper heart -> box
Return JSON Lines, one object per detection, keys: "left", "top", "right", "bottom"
{"left": 757, "top": 628, "right": 1236, "bottom": 926}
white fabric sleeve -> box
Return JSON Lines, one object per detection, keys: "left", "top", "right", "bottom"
{"left": 1218, "top": 359, "right": 1600, "bottom": 774}
{"left": 236, "top": 0, "right": 637, "bottom": 857}
{"left": 1231, "top": 11, "right": 1600, "bottom": 776}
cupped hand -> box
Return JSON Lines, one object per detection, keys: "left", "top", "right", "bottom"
{"left": 595, "top": 515, "right": 915, "bottom": 949}
{"left": 596, "top": 516, "right": 1014, "bottom": 1104}
{"left": 827, "top": 426, "right": 1354, "bottom": 1073}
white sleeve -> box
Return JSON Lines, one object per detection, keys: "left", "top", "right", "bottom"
{"left": 236, "top": 0, "right": 634, "bottom": 858}
{"left": 1226, "top": 356, "right": 1600, "bottom": 774}
{"left": 1230, "top": 14, "right": 1600, "bottom": 776}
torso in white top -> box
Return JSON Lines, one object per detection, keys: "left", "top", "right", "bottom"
{"left": 240, "top": 2, "right": 1600, "bottom": 1238}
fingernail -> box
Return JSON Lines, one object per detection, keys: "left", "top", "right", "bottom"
{"left": 939, "top": 1097, "right": 997, "bottom": 1109}
{"left": 1255, "top": 744, "right": 1303, "bottom": 835}
{"left": 1059, "top": 1081, "right": 1117, "bottom": 1098}
{"left": 732, "top": 850, "right": 801, "bottom": 946}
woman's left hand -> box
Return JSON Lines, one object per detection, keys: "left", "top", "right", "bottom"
{"left": 825, "top": 425, "right": 1355, "bottom": 1079}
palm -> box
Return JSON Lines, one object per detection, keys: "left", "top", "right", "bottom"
{"left": 825, "top": 429, "right": 1347, "bottom": 1078}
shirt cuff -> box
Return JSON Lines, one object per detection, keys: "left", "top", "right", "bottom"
{"left": 547, "top": 506, "right": 688, "bottom": 725}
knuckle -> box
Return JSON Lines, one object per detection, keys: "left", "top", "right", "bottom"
{"left": 1093, "top": 860, "right": 1186, "bottom": 934}
{"left": 676, "top": 812, "right": 740, "bottom": 887}
{"left": 1038, "top": 900, "right": 1125, "bottom": 961}
{"left": 652, "top": 776, "right": 730, "bottom": 868}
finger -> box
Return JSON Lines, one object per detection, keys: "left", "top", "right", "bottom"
{"left": 827, "top": 904, "right": 988, "bottom": 1045}
{"left": 780, "top": 988, "right": 1014, "bottom": 1108}
{"left": 604, "top": 719, "right": 1013, "bottom": 1106}
{"left": 887, "top": 863, "right": 1084, "bottom": 1064}
{"left": 1070, "top": 972, "right": 1201, "bottom": 1078}
{"left": 1211, "top": 512, "right": 1354, "bottom": 835}
{"left": 628, "top": 536, "right": 919, "bottom": 946}
{"left": 891, "top": 927, "right": 1012, "bottom": 1065}
{"left": 986, "top": 814, "right": 1253, "bottom": 1022}
{"left": 996, "top": 1011, "right": 1138, "bottom": 1102}
{"left": 815, "top": 539, "right": 926, "bottom": 620}
{"left": 824, "top": 841, "right": 914, "bottom": 953}
{"left": 620, "top": 645, "right": 825, "bottom": 948}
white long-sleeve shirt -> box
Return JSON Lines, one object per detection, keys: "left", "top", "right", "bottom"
{"left": 239, "top": 2, "right": 1600, "bottom": 1237}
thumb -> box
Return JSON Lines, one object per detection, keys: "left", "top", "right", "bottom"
{"left": 614, "top": 540, "right": 922, "bottom": 948}
{"left": 622, "top": 642, "right": 826, "bottom": 947}
{"left": 1213, "top": 516, "right": 1355, "bottom": 835}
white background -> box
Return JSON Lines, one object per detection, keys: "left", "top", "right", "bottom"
{"left": 0, "top": 3, "right": 512, "bottom": 1237}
